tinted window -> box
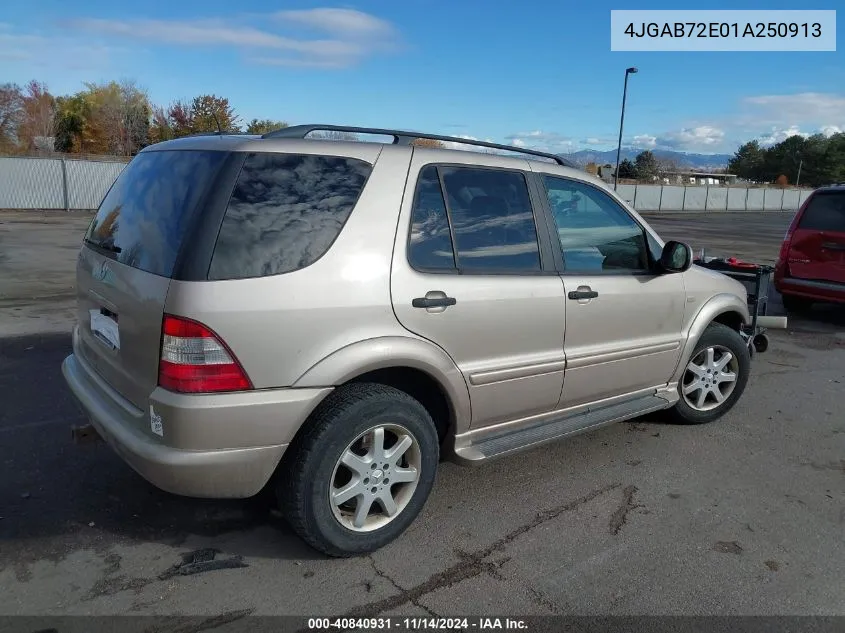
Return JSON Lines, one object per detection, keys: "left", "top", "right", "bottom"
{"left": 439, "top": 166, "right": 541, "bottom": 272}
{"left": 84, "top": 150, "right": 227, "bottom": 277}
{"left": 408, "top": 165, "right": 456, "bottom": 270}
{"left": 208, "top": 153, "right": 372, "bottom": 280}
{"left": 798, "top": 192, "right": 845, "bottom": 231}
{"left": 542, "top": 175, "right": 648, "bottom": 272}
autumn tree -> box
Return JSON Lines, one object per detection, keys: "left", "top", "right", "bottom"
{"left": 54, "top": 81, "right": 150, "bottom": 155}
{"left": 245, "top": 119, "right": 287, "bottom": 135}
{"left": 190, "top": 95, "right": 239, "bottom": 134}
{"left": 0, "top": 83, "right": 25, "bottom": 152}
{"left": 584, "top": 162, "right": 598, "bottom": 175}
{"left": 18, "top": 81, "right": 56, "bottom": 152}
{"left": 776, "top": 174, "right": 789, "bottom": 187}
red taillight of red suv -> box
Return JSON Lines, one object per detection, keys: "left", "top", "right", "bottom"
{"left": 158, "top": 314, "right": 253, "bottom": 393}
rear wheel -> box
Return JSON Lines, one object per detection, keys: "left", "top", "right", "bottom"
{"left": 667, "top": 323, "right": 751, "bottom": 425}
{"left": 781, "top": 293, "right": 813, "bottom": 313}
{"left": 277, "top": 383, "right": 439, "bottom": 557}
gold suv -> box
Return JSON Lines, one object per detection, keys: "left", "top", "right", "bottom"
{"left": 63, "top": 124, "right": 756, "bottom": 557}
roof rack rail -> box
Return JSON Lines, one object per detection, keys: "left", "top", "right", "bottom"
{"left": 261, "top": 124, "right": 578, "bottom": 168}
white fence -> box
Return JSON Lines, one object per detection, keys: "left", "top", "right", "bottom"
{"left": 0, "top": 155, "right": 814, "bottom": 212}
{"left": 613, "top": 183, "right": 812, "bottom": 213}
{"left": 0, "top": 156, "right": 126, "bottom": 211}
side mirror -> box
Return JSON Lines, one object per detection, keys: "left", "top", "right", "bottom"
{"left": 659, "top": 240, "right": 693, "bottom": 273}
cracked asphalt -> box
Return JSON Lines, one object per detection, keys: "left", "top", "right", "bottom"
{"left": 1, "top": 210, "right": 844, "bottom": 617}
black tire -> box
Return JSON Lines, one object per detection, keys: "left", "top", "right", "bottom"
{"left": 276, "top": 382, "right": 439, "bottom": 557}
{"left": 781, "top": 293, "right": 813, "bottom": 313}
{"left": 667, "top": 323, "right": 751, "bottom": 425}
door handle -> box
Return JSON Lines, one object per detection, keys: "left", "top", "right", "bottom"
{"left": 412, "top": 296, "right": 457, "bottom": 309}
{"left": 568, "top": 289, "right": 598, "bottom": 300}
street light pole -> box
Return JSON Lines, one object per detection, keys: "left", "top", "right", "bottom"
{"left": 614, "top": 67, "right": 638, "bottom": 191}
{"left": 796, "top": 158, "right": 803, "bottom": 187}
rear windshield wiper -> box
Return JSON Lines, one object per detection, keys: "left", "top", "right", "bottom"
{"left": 84, "top": 238, "right": 122, "bottom": 254}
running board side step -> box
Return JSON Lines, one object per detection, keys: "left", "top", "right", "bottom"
{"left": 452, "top": 394, "right": 669, "bottom": 464}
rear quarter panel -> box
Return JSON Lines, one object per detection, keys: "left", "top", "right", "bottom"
{"left": 163, "top": 144, "right": 420, "bottom": 390}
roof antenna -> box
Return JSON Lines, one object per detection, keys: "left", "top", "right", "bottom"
{"left": 211, "top": 111, "right": 223, "bottom": 136}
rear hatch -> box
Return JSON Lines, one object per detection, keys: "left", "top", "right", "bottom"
{"left": 75, "top": 149, "right": 229, "bottom": 411}
{"left": 787, "top": 190, "right": 845, "bottom": 284}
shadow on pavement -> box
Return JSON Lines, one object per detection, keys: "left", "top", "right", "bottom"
{"left": 0, "top": 333, "right": 326, "bottom": 567}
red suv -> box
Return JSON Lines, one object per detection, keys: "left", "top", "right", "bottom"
{"left": 774, "top": 185, "right": 845, "bottom": 311}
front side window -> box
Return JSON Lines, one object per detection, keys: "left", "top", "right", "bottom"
{"left": 208, "top": 152, "right": 372, "bottom": 280}
{"left": 542, "top": 175, "right": 649, "bottom": 272}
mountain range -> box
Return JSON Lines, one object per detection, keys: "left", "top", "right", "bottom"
{"left": 560, "top": 148, "right": 732, "bottom": 171}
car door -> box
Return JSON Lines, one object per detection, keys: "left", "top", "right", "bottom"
{"left": 535, "top": 172, "right": 687, "bottom": 408}
{"left": 390, "top": 151, "right": 567, "bottom": 429}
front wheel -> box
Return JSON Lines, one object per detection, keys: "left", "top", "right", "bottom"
{"left": 667, "top": 323, "right": 751, "bottom": 425}
{"left": 276, "top": 383, "right": 439, "bottom": 557}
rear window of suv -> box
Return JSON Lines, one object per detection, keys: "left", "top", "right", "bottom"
{"left": 207, "top": 152, "right": 372, "bottom": 280}
{"left": 83, "top": 150, "right": 227, "bottom": 277}
{"left": 798, "top": 191, "right": 845, "bottom": 231}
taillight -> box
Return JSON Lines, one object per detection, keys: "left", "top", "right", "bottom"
{"left": 778, "top": 198, "right": 809, "bottom": 264}
{"left": 158, "top": 314, "right": 252, "bottom": 393}
{"left": 777, "top": 230, "right": 793, "bottom": 263}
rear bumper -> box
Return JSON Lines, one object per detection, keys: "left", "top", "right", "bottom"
{"left": 61, "top": 349, "right": 332, "bottom": 499}
{"left": 774, "top": 276, "right": 845, "bottom": 304}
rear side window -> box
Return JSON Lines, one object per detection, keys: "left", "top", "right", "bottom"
{"left": 208, "top": 153, "right": 372, "bottom": 280}
{"left": 407, "top": 164, "right": 542, "bottom": 273}
{"left": 84, "top": 150, "right": 227, "bottom": 277}
{"left": 798, "top": 192, "right": 845, "bottom": 231}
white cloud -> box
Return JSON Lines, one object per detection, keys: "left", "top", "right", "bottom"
{"left": 505, "top": 130, "right": 575, "bottom": 153}
{"left": 0, "top": 28, "right": 122, "bottom": 70}
{"left": 756, "top": 125, "right": 810, "bottom": 146}
{"left": 272, "top": 9, "right": 397, "bottom": 41}
{"left": 654, "top": 126, "right": 725, "bottom": 151}
{"left": 744, "top": 92, "right": 845, "bottom": 124}
{"left": 61, "top": 8, "right": 401, "bottom": 69}
{"left": 440, "top": 134, "right": 496, "bottom": 151}
{"left": 631, "top": 134, "right": 657, "bottom": 149}
{"left": 821, "top": 125, "right": 842, "bottom": 137}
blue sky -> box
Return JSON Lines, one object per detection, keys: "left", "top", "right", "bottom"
{"left": 1, "top": 0, "right": 843, "bottom": 155}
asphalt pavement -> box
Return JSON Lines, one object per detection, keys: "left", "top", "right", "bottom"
{"left": 1, "top": 211, "right": 843, "bottom": 618}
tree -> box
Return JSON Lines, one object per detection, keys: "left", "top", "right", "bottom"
{"left": 410, "top": 138, "right": 445, "bottom": 148}
{"left": 190, "top": 94, "right": 239, "bottom": 134}
{"left": 727, "top": 140, "right": 766, "bottom": 182}
{"left": 245, "top": 119, "right": 287, "bottom": 135}
{"left": 18, "top": 81, "right": 56, "bottom": 152}
{"left": 0, "top": 83, "right": 25, "bottom": 152}
{"left": 633, "top": 150, "right": 659, "bottom": 181}
{"left": 584, "top": 161, "right": 598, "bottom": 175}
{"left": 656, "top": 157, "right": 680, "bottom": 181}
{"left": 148, "top": 105, "right": 174, "bottom": 144}
{"left": 309, "top": 130, "right": 361, "bottom": 141}
{"left": 54, "top": 93, "right": 92, "bottom": 153}
{"left": 617, "top": 158, "right": 636, "bottom": 179}
{"left": 53, "top": 81, "right": 151, "bottom": 155}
